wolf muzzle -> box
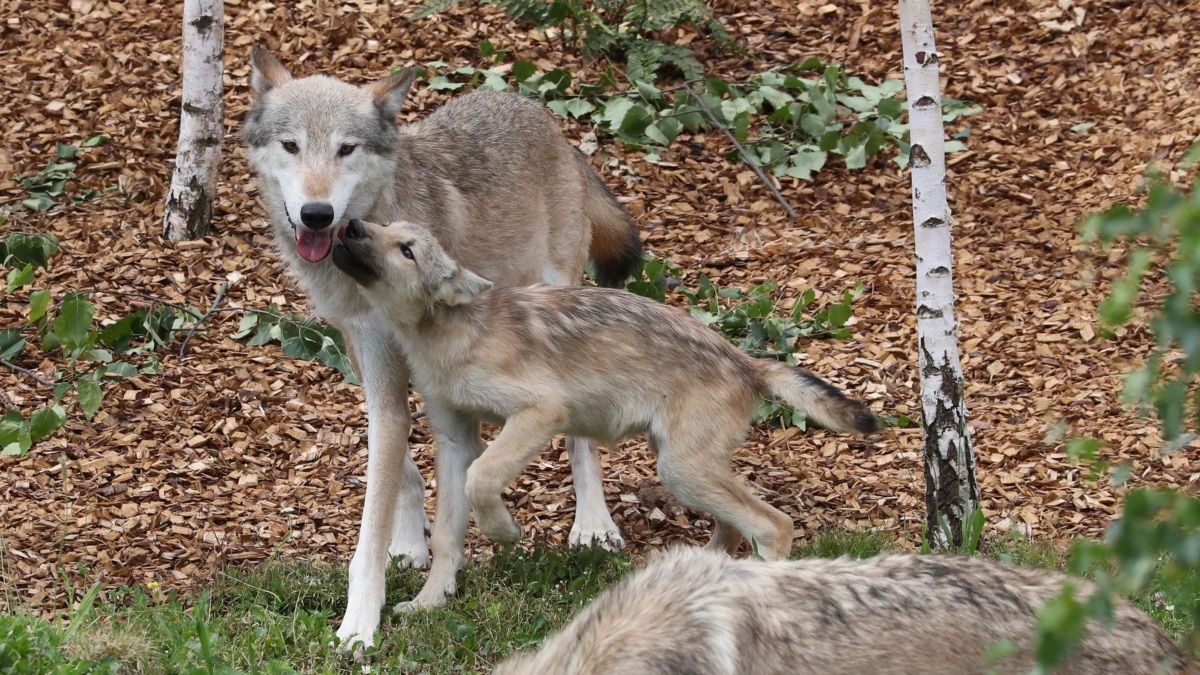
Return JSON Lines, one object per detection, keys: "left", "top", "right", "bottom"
{"left": 332, "top": 219, "right": 381, "bottom": 285}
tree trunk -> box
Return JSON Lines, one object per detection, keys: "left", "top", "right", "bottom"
{"left": 162, "top": 0, "right": 224, "bottom": 241}
{"left": 898, "top": 0, "right": 980, "bottom": 549}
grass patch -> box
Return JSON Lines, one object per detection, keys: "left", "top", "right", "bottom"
{"left": 2, "top": 531, "right": 1194, "bottom": 672}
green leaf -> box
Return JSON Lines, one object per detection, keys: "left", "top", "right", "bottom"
{"left": 76, "top": 379, "right": 103, "bottom": 420}
{"left": 427, "top": 75, "right": 466, "bottom": 91}
{"left": 512, "top": 60, "right": 537, "bottom": 82}
{"left": 6, "top": 265, "right": 34, "bottom": 292}
{"left": 563, "top": 98, "right": 596, "bottom": 119}
{"left": 233, "top": 313, "right": 259, "bottom": 339}
{"left": 1070, "top": 122, "right": 1095, "bottom": 134}
{"left": 28, "top": 404, "right": 67, "bottom": 442}
{"left": 53, "top": 293, "right": 95, "bottom": 353}
{"left": 0, "top": 331, "right": 24, "bottom": 361}
{"left": 106, "top": 362, "right": 137, "bottom": 378}
{"left": 28, "top": 289, "right": 50, "bottom": 322}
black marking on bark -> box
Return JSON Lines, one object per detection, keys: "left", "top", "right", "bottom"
{"left": 190, "top": 15, "right": 215, "bottom": 34}
{"left": 195, "top": 135, "right": 222, "bottom": 148}
{"left": 920, "top": 216, "right": 945, "bottom": 228}
{"left": 183, "top": 102, "right": 213, "bottom": 116}
{"left": 914, "top": 95, "right": 938, "bottom": 109}
{"left": 917, "top": 305, "right": 943, "bottom": 319}
{"left": 911, "top": 144, "right": 931, "bottom": 168}
{"left": 929, "top": 266, "right": 950, "bottom": 276}
{"left": 918, "top": 338, "right": 979, "bottom": 549}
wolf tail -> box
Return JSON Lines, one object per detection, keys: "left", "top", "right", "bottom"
{"left": 757, "top": 360, "right": 879, "bottom": 435}
{"left": 577, "top": 150, "right": 642, "bottom": 288}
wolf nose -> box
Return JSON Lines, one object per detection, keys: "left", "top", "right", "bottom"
{"left": 344, "top": 219, "right": 366, "bottom": 240}
{"left": 299, "top": 202, "right": 335, "bottom": 229}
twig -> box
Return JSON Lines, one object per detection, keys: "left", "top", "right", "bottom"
{"left": 1, "top": 358, "right": 55, "bottom": 386}
{"left": 681, "top": 82, "right": 799, "bottom": 221}
{"left": 179, "top": 282, "right": 229, "bottom": 358}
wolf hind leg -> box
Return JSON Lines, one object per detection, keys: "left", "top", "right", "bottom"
{"left": 466, "top": 406, "right": 564, "bottom": 544}
{"left": 566, "top": 435, "right": 625, "bottom": 551}
{"left": 655, "top": 431, "right": 794, "bottom": 561}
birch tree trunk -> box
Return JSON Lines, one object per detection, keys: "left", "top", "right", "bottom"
{"left": 162, "top": 0, "right": 224, "bottom": 241}
{"left": 899, "top": 0, "right": 980, "bottom": 549}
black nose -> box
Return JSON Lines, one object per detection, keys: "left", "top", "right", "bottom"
{"left": 299, "top": 202, "right": 335, "bottom": 229}
{"left": 344, "top": 219, "right": 366, "bottom": 240}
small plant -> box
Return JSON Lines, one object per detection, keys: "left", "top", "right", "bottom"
{"left": 1, "top": 231, "right": 199, "bottom": 455}
{"left": 413, "top": 0, "right": 731, "bottom": 83}
{"left": 421, "top": 53, "right": 980, "bottom": 181}
{"left": 1032, "top": 144, "right": 1200, "bottom": 668}
{"left": 8, "top": 135, "right": 108, "bottom": 215}
{"left": 233, "top": 309, "right": 358, "bottom": 384}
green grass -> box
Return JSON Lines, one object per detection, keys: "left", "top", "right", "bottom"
{"left": 2, "top": 531, "right": 1195, "bottom": 673}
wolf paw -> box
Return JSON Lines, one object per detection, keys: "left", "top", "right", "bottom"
{"left": 389, "top": 548, "right": 432, "bottom": 570}
{"left": 478, "top": 511, "right": 523, "bottom": 545}
{"left": 569, "top": 523, "right": 626, "bottom": 552}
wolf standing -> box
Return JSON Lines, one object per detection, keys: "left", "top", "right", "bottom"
{"left": 241, "top": 46, "right": 641, "bottom": 650}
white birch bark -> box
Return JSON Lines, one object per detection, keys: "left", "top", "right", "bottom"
{"left": 899, "top": 0, "right": 980, "bottom": 548}
{"left": 162, "top": 0, "right": 224, "bottom": 240}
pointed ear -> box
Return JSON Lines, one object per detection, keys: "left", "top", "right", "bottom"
{"left": 368, "top": 68, "right": 416, "bottom": 122}
{"left": 250, "top": 44, "right": 293, "bottom": 100}
{"left": 435, "top": 267, "right": 493, "bottom": 307}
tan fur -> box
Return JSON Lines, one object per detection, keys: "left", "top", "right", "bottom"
{"left": 242, "top": 46, "right": 641, "bottom": 651}
{"left": 495, "top": 547, "right": 1195, "bottom": 675}
{"left": 331, "top": 219, "right": 878, "bottom": 588}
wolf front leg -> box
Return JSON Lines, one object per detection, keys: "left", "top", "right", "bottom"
{"left": 394, "top": 399, "right": 484, "bottom": 613}
{"left": 565, "top": 436, "right": 625, "bottom": 551}
{"left": 465, "top": 407, "right": 563, "bottom": 544}
{"left": 335, "top": 328, "right": 428, "bottom": 652}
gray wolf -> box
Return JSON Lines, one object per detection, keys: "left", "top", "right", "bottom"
{"left": 330, "top": 219, "right": 878, "bottom": 576}
{"left": 494, "top": 547, "right": 1194, "bottom": 675}
{"left": 242, "top": 46, "right": 641, "bottom": 650}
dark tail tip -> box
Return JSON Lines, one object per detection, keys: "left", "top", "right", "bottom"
{"left": 593, "top": 227, "right": 642, "bottom": 288}
{"left": 851, "top": 405, "right": 881, "bottom": 435}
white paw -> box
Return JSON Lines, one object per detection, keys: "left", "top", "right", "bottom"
{"left": 389, "top": 547, "right": 432, "bottom": 569}
{"left": 393, "top": 585, "right": 454, "bottom": 614}
{"left": 334, "top": 617, "right": 377, "bottom": 660}
{"left": 477, "top": 510, "right": 523, "bottom": 544}
{"left": 569, "top": 523, "right": 625, "bottom": 551}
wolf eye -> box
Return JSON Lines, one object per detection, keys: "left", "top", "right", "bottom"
{"left": 281, "top": 140, "right": 299, "bottom": 155}
{"left": 399, "top": 244, "right": 414, "bottom": 260}
{"left": 337, "top": 143, "right": 357, "bottom": 158}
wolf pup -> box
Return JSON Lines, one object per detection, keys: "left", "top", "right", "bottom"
{"left": 242, "top": 46, "right": 641, "bottom": 650}
{"left": 332, "top": 218, "right": 878, "bottom": 578}
{"left": 495, "top": 547, "right": 1194, "bottom": 675}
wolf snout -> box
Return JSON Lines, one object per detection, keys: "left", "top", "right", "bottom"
{"left": 343, "top": 218, "right": 367, "bottom": 240}
{"left": 300, "top": 202, "right": 336, "bottom": 229}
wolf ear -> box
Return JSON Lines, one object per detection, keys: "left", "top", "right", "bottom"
{"left": 250, "top": 44, "right": 293, "bottom": 100}
{"left": 435, "top": 267, "right": 493, "bottom": 307}
{"left": 368, "top": 68, "right": 416, "bottom": 123}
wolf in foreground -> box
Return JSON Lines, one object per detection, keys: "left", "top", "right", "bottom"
{"left": 494, "top": 547, "right": 1194, "bottom": 675}
{"left": 242, "top": 46, "right": 642, "bottom": 649}
{"left": 331, "top": 218, "right": 879, "bottom": 574}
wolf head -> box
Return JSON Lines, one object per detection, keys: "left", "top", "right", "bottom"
{"left": 331, "top": 219, "right": 493, "bottom": 320}
{"left": 242, "top": 45, "right": 415, "bottom": 264}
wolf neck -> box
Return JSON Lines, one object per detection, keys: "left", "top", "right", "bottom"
{"left": 384, "top": 298, "right": 488, "bottom": 392}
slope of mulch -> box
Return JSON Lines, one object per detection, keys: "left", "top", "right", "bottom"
{"left": 1, "top": 0, "right": 1198, "bottom": 613}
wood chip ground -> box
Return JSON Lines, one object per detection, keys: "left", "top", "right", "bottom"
{"left": 1, "top": 0, "right": 1198, "bottom": 613}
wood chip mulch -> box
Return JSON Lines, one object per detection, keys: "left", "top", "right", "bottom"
{"left": 2, "top": 0, "right": 1198, "bottom": 614}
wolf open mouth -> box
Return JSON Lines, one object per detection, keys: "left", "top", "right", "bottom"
{"left": 295, "top": 226, "right": 334, "bottom": 263}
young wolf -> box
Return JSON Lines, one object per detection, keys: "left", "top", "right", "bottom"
{"left": 495, "top": 547, "right": 1194, "bottom": 675}
{"left": 331, "top": 218, "right": 879, "bottom": 570}
{"left": 242, "top": 46, "right": 641, "bottom": 649}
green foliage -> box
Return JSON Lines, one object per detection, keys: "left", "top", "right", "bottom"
{"left": 7, "top": 135, "right": 108, "bottom": 215}
{"left": 920, "top": 506, "right": 986, "bottom": 555}
{"left": 619, "top": 254, "right": 860, "bottom": 427}
{"left": 232, "top": 309, "right": 357, "bottom": 385}
{"left": 1035, "top": 144, "right": 1200, "bottom": 666}
{"left": 424, "top": 53, "right": 979, "bottom": 181}
{"left": 1, "top": 233, "right": 198, "bottom": 456}
{"left": 413, "top": 0, "right": 730, "bottom": 83}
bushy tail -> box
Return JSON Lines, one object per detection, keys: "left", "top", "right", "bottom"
{"left": 576, "top": 149, "right": 642, "bottom": 288}
{"left": 757, "top": 361, "right": 878, "bottom": 434}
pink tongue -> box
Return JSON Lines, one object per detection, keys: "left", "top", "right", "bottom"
{"left": 296, "top": 228, "right": 334, "bottom": 263}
